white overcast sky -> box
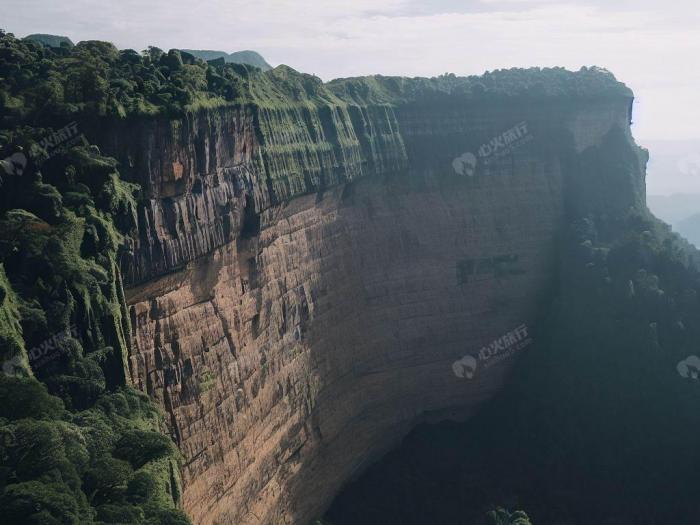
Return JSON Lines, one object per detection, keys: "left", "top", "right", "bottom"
{"left": 3, "top": 0, "right": 700, "bottom": 143}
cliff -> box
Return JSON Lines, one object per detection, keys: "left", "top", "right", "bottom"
{"left": 1, "top": 33, "right": 659, "bottom": 524}
{"left": 92, "top": 69, "right": 639, "bottom": 524}
{"left": 325, "top": 153, "right": 700, "bottom": 524}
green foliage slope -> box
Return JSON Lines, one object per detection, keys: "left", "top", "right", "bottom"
{"left": 0, "top": 31, "right": 190, "bottom": 524}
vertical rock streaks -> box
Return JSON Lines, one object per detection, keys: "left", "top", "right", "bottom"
{"left": 109, "top": 76, "right": 637, "bottom": 524}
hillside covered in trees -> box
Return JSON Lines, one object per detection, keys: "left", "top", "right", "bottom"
{"left": 1, "top": 30, "right": 190, "bottom": 524}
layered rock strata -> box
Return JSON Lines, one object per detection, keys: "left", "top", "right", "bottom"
{"left": 94, "top": 69, "right": 640, "bottom": 524}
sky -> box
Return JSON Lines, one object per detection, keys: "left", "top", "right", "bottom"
{"left": 3, "top": 0, "right": 700, "bottom": 192}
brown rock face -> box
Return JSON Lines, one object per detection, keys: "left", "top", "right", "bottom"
{"left": 111, "top": 87, "right": 636, "bottom": 524}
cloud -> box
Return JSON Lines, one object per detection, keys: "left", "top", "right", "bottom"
{"left": 2, "top": 0, "right": 700, "bottom": 146}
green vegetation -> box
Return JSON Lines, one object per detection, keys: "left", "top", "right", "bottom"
{"left": 486, "top": 508, "right": 532, "bottom": 525}
{"left": 1, "top": 28, "right": 633, "bottom": 208}
{"left": 0, "top": 30, "right": 190, "bottom": 524}
{"left": 487, "top": 210, "right": 700, "bottom": 523}
{"left": 0, "top": 384, "right": 187, "bottom": 524}
{"left": 0, "top": 27, "right": 649, "bottom": 525}
{"left": 2, "top": 31, "right": 232, "bottom": 119}
{"left": 327, "top": 208, "right": 700, "bottom": 524}
{"left": 328, "top": 66, "right": 633, "bottom": 106}
{"left": 1, "top": 29, "right": 632, "bottom": 126}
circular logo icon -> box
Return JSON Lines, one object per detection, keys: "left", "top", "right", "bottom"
{"left": 452, "top": 152, "right": 477, "bottom": 177}
{"left": 677, "top": 355, "right": 700, "bottom": 380}
{"left": 2, "top": 355, "right": 23, "bottom": 376}
{"left": 452, "top": 355, "right": 478, "bottom": 379}
{"left": 0, "top": 152, "right": 27, "bottom": 177}
{"left": 678, "top": 155, "right": 700, "bottom": 177}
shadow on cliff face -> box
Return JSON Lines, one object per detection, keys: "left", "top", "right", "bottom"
{"left": 324, "top": 190, "right": 700, "bottom": 524}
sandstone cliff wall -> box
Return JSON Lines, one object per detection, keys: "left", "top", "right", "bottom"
{"left": 95, "top": 72, "right": 637, "bottom": 524}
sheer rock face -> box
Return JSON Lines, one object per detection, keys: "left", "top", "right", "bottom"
{"left": 113, "top": 89, "right": 637, "bottom": 524}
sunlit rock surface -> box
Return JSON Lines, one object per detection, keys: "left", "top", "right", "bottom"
{"left": 93, "top": 70, "right": 640, "bottom": 524}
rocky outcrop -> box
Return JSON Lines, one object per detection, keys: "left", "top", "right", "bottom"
{"left": 96, "top": 69, "right": 640, "bottom": 524}
{"left": 91, "top": 98, "right": 406, "bottom": 285}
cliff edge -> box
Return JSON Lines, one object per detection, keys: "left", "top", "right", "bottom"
{"left": 106, "top": 69, "right": 640, "bottom": 524}
{"left": 0, "top": 32, "right": 659, "bottom": 525}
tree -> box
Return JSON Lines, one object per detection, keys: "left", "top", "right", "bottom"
{"left": 0, "top": 481, "right": 84, "bottom": 524}
{"left": 113, "top": 429, "right": 174, "bottom": 469}
{"left": 83, "top": 456, "right": 133, "bottom": 503}
{"left": 0, "top": 376, "right": 64, "bottom": 420}
{"left": 126, "top": 471, "right": 158, "bottom": 504}
{"left": 487, "top": 508, "right": 532, "bottom": 525}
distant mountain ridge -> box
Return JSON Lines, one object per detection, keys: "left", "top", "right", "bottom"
{"left": 647, "top": 193, "right": 700, "bottom": 225}
{"left": 647, "top": 193, "right": 700, "bottom": 248}
{"left": 180, "top": 49, "right": 272, "bottom": 70}
{"left": 677, "top": 211, "right": 700, "bottom": 247}
{"left": 24, "top": 33, "right": 74, "bottom": 47}
{"left": 20, "top": 35, "right": 271, "bottom": 70}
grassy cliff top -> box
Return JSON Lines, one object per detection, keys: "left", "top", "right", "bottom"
{"left": 328, "top": 66, "right": 633, "bottom": 105}
{"left": 0, "top": 29, "right": 633, "bottom": 132}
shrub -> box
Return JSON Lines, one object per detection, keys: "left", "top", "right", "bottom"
{"left": 113, "top": 430, "right": 174, "bottom": 469}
